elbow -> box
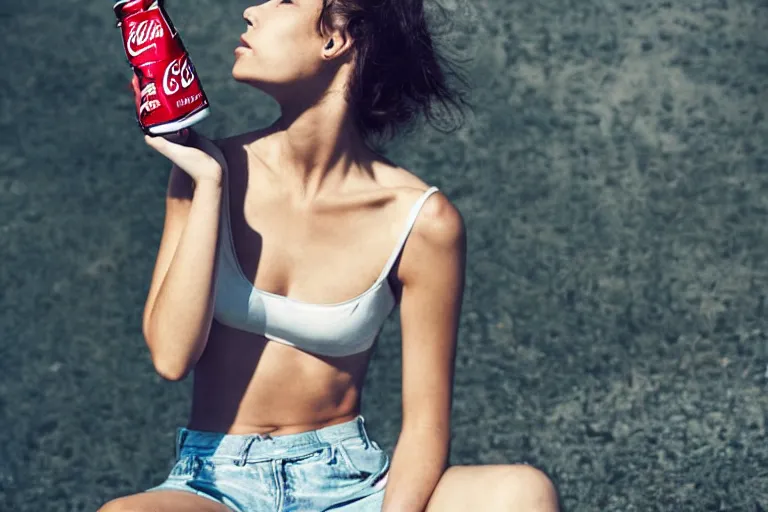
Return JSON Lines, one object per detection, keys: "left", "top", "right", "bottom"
{"left": 155, "top": 365, "right": 190, "bottom": 382}
{"left": 143, "top": 326, "right": 193, "bottom": 382}
{"left": 142, "top": 312, "right": 207, "bottom": 382}
{"left": 152, "top": 355, "right": 192, "bottom": 381}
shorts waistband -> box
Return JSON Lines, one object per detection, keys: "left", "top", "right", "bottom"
{"left": 175, "top": 415, "right": 372, "bottom": 464}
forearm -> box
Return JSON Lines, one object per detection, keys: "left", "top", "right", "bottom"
{"left": 146, "top": 179, "right": 222, "bottom": 379}
{"left": 381, "top": 426, "right": 450, "bottom": 512}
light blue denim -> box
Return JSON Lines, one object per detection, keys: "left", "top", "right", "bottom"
{"left": 145, "top": 415, "right": 390, "bottom": 511}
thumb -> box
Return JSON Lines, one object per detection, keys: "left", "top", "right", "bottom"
{"left": 144, "top": 134, "right": 172, "bottom": 152}
{"left": 130, "top": 75, "right": 141, "bottom": 110}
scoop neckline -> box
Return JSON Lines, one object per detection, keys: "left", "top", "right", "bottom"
{"left": 221, "top": 172, "right": 390, "bottom": 308}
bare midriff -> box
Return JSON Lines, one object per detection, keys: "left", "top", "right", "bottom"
{"left": 187, "top": 320, "right": 375, "bottom": 436}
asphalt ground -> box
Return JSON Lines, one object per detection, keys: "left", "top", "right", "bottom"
{"left": 0, "top": 1, "right": 766, "bottom": 510}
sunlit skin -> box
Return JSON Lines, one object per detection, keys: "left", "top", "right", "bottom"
{"left": 99, "top": 0, "right": 559, "bottom": 510}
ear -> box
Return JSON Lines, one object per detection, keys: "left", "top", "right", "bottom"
{"left": 321, "top": 29, "right": 353, "bottom": 60}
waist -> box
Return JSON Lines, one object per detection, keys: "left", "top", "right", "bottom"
{"left": 176, "top": 415, "right": 372, "bottom": 462}
{"left": 187, "top": 405, "right": 362, "bottom": 433}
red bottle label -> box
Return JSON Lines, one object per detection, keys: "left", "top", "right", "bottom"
{"left": 115, "top": 1, "right": 209, "bottom": 134}
{"left": 135, "top": 54, "right": 207, "bottom": 128}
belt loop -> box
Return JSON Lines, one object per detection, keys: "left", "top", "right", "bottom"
{"left": 236, "top": 437, "right": 257, "bottom": 466}
{"left": 175, "top": 428, "right": 188, "bottom": 461}
{"left": 357, "top": 416, "right": 371, "bottom": 447}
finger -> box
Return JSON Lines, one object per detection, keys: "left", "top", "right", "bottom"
{"left": 130, "top": 76, "right": 141, "bottom": 110}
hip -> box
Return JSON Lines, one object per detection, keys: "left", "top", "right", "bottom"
{"left": 146, "top": 415, "right": 389, "bottom": 512}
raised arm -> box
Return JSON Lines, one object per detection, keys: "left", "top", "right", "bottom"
{"left": 141, "top": 131, "right": 225, "bottom": 381}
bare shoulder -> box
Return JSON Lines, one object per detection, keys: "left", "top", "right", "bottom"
{"left": 377, "top": 163, "right": 466, "bottom": 258}
{"left": 395, "top": 186, "right": 466, "bottom": 287}
{"left": 414, "top": 189, "right": 465, "bottom": 248}
{"left": 405, "top": 188, "right": 465, "bottom": 264}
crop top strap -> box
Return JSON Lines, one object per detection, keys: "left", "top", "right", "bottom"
{"left": 375, "top": 186, "right": 441, "bottom": 284}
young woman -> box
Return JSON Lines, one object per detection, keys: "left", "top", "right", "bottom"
{"left": 100, "top": 0, "right": 560, "bottom": 510}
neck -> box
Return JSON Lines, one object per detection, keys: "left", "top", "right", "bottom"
{"left": 261, "top": 92, "right": 373, "bottom": 205}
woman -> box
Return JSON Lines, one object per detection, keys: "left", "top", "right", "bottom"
{"left": 100, "top": 0, "right": 560, "bottom": 510}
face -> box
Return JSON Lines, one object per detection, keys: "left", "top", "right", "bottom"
{"left": 234, "top": 0, "right": 335, "bottom": 98}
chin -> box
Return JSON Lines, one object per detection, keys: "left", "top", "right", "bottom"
{"left": 232, "top": 61, "right": 268, "bottom": 84}
{"left": 232, "top": 65, "right": 256, "bottom": 83}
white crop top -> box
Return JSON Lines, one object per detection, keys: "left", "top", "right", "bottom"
{"left": 212, "top": 169, "right": 440, "bottom": 357}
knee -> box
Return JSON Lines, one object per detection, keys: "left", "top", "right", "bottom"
{"left": 97, "top": 497, "right": 134, "bottom": 512}
{"left": 501, "top": 464, "right": 560, "bottom": 512}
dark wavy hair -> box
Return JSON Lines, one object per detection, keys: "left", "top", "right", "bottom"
{"left": 316, "top": 0, "right": 473, "bottom": 148}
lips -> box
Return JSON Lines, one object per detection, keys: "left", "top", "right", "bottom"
{"left": 239, "top": 35, "right": 251, "bottom": 48}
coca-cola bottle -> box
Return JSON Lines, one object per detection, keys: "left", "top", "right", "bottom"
{"left": 113, "top": 0, "right": 210, "bottom": 135}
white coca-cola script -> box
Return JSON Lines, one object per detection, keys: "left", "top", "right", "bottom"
{"left": 140, "top": 99, "right": 162, "bottom": 116}
{"left": 140, "top": 82, "right": 156, "bottom": 99}
{"left": 162, "top": 57, "right": 195, "bottom": 96}
{"left": 126, "top": 19, "right": 165, "bottom": 58}
{"left": 176, "top": 92, "right": 203, "bottom": 109}
{"left": 139, "top": 82, "right": 160, "bottom": 116}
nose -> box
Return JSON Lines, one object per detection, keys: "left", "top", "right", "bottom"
{"left": 243, "top": 6, "right": 257, "bottom": 26}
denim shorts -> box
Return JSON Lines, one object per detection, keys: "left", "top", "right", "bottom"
{"left": 145, "top": 415, "right": 389, "bottom": 511}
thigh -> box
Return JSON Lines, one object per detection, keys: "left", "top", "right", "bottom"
{"left": 426, "top": 464, "right": 559, "bottom": 512}
{"left": 325, "top": 488, "right": 385, "bottom": 511}
{"left": 98, "top": 490, "right": 235, "bottom": 512}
